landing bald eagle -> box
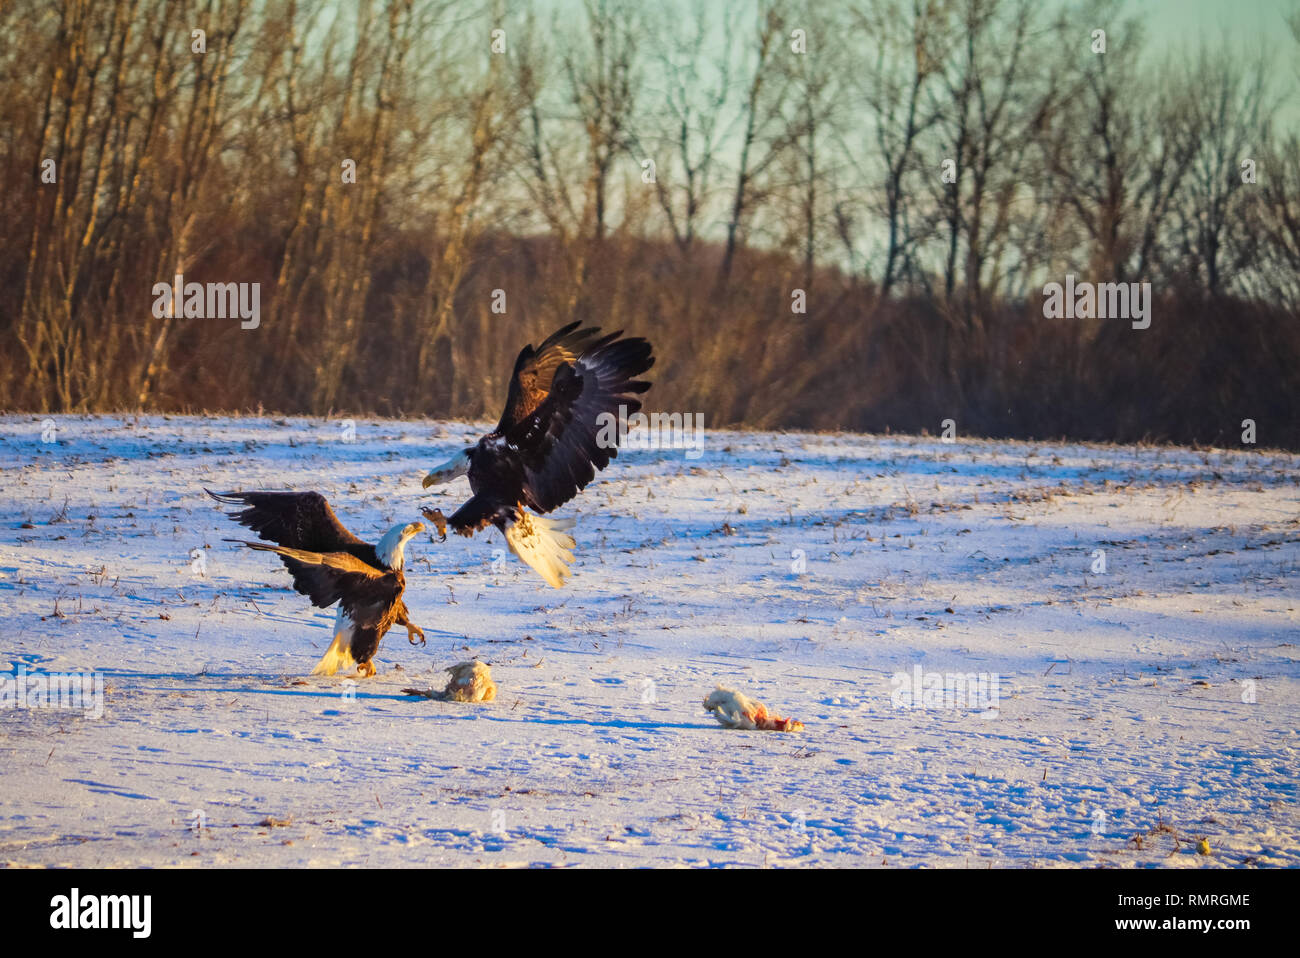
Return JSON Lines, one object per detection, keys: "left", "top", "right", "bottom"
{"left": 208, "top": 490, "right": 425, "bottom": 677}
{"left": 421, "top": 322, "right": 653, "bottom": 587}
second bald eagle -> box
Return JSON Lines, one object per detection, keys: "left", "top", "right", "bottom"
{"left": 209, "top": 490, "right": 425, "bottom": 677}
{"left": 421, "top": 322, "right": 653, "bottom": 587}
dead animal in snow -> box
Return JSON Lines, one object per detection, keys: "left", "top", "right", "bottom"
{"left": 403, "top": 661, "right": 497, "bottom": 703}
{"left": 703, "top": 686, "right": 803, "bottom": 732}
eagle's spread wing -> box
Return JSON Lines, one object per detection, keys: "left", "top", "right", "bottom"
{"left": 226, "top": 540, "right": 400, "bottom": 628}
{"left": 493, "top": 321, "right": 605, "bottom": 434}
{"left": 207, "top": 490, "right": 366, "bottom": 552}
{"left": 504, "top": 330, "right": 653, "bottom": 513}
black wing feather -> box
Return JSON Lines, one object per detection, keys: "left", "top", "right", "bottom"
{"left": 207, "top": 490, "right": 366, "bottom": 553}
{"left": 493, "top": 322, "right": 606, "bottom": 434}
{"left": 503, "top": 331, "right": 654, "bottom": 513}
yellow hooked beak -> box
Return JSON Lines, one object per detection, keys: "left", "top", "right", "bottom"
{"left": 422, "top": 451, "right": 470, "bottom": 489}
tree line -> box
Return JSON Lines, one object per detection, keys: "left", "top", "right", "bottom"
{"left": 2, "top": 0, "right": 1298, "bottom": 448}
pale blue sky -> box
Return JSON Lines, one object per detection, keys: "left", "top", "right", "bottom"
{"left": 1140, "top": 0, "right": 1294, "bottom": 40}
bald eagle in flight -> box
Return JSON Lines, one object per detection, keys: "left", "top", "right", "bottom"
{"left": 208, "top": 490, "right": 425, "bottom": 677}
{"left": 421, "top": 322, "right": 653, "bottom": 587}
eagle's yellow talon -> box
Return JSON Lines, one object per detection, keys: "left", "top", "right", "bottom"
{"left": 420, "top": 507, "right": 448, "bottom": 541}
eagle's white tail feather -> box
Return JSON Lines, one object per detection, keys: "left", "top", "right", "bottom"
{"left": 312, "top": 616, "right": 356, "bottom": 676}
{"left": 505, "top": 511, "right": 576, "bottom": 588}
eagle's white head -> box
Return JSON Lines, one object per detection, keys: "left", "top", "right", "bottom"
{"left": 422, "top": 449, "right": 471, "bottom": 489}
{"left": 376, "top": 521, "right": 424, "bottom": 571}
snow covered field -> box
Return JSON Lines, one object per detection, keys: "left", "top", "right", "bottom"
{"left": 1, "top": 414, "right": 1296, "bottom": 868}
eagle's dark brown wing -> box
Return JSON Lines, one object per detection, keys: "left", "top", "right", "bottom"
{"left": 207, "top": 490, "right": 367, "bottom": 553}
{"left": 493, "top": 322, "right": 605, "bottom": 435}
{"left": 226, "top": 541, "right": 401, "bottom": 629}
{"left": 503, "top": 330, "right": 653, "bottom": 514}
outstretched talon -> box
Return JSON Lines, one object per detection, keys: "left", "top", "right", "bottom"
{"left": 407, "top": 623, "right": 426, "bottom": 647}
{"left": 356, "top": 661, "right": 377, "bottom": 679}
{"left": 421, "top": 507, "right": 448, "bottom": 542}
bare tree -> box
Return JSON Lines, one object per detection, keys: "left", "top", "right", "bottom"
{"left": 718, "top": 0, "right": 799, "bottom": 282}
{"left": 563, "top": 0, "right": 639, "bottom": 245}
{"left": 840, "top": 0, "right": 948, "bottom": 296}
{"left": 1168, "top": 42, "right": 1277, "bottom": 296}
{"left": 626, "top": 1, "right": 740, "bottom": 258}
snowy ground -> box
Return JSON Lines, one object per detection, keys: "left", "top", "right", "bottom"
{"left": 0, "top": 414, "right": 1296, "bottom": 868}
